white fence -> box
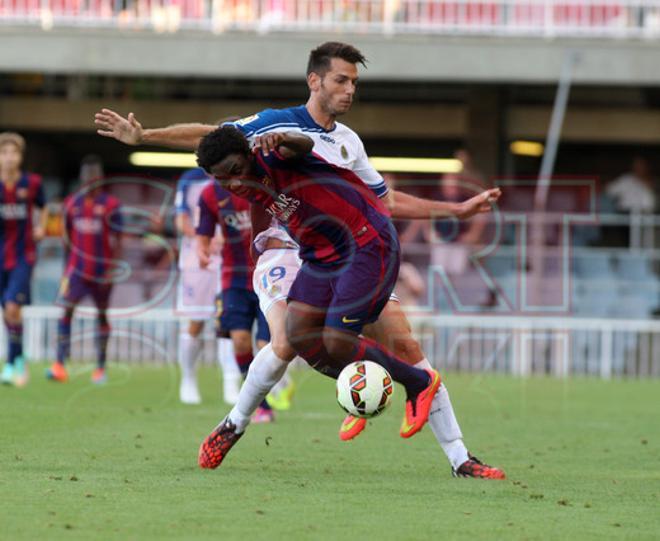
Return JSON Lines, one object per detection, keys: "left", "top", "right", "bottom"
{"left": 9, "top": 306, "right": 660, "bottom": 378}
{"left": 2, "top": 0, "right": 660, "bottom": 38}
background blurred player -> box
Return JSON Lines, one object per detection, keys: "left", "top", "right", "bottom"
{"left": 0, "top": 132, "right": 46, "bottom": 387}
{"left": 196, "top": 179, "right": 273, "bottom": 422}
{"left": 174, "top": 166, "right": 240, "bottom": 405}
{"left": 48, "top": 155, "right": 122, "bottom": 384}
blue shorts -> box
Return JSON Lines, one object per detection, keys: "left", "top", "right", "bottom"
{"left": 57, "top": 273, "right": 113, "bottom": 309}
{"left": 287, "top": 228, "right": 400, "bottom": 333}
{"left": 0, "top": 262, "right": 33, "bottom": 306}
{"left": 216, "top": 287, "right": 270, "bottom": 343}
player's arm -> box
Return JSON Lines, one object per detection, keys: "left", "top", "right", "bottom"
{"left": 32, "top": 181, "right": 47, "bottom": 241}
{"left": 95, "top": 108, "right": 215, "bottom": 150}
{"left": 195, "top": 194, "right": 217, "bottom": 268}
{"left": 389, "top": 187, "right": 502, "bottom": 220}
{"left": 109, "top": 205, "right": 124, "bottom": 258}
{"left": 249, "top": 203, "right": 273, "bottom": 262}
{"left": 175, "top": 213, "right": 196, "bottom": 238}
{"left": 252, "top": 132, "right": 314, "bottom": 160}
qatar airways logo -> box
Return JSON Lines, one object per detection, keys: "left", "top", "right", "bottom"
{"left": 73, "top": 217, "right": 103, "bottom": 234}
{"left": 223, "top": 210, "right": 251, "bottom": 231}
{"left": 0, "top": 203, "right": 27, "bottom": 219}
{"left": 266, "top": 193, "right": 300, "bottom": 223}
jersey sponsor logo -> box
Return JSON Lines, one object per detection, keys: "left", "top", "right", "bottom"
{"left": 235, "top": 114, "right": 259, "bottom": 126}
{"left": 73, "top": 217, "right": 103, "bottom": 234}
{"left": 222, "top": 209, "right": 251, "bottom": 231}
{"left": 0, "top": 203, "right": 28, "bottom": 219}
{"left": 265, "top": 193, "right": 300, "bottom": 223}
{"left": 320, "top": 134, "right": 336, "bottom": 144}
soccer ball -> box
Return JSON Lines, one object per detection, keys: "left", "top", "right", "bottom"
{"left": 336, "top": 361, "right": 394, "bottom": 418}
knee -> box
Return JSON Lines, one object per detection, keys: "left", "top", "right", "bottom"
{"left": 271, "top": 334, "right": 296, "bottom": 362}
{"left": 322, "top": 331, "right": 354, "bottom": 362}
{"left": 188, "top": 320, "right": 204, "bottom": 337}
{"left": 4, "top": 303, "right": 22, "bottom": 325}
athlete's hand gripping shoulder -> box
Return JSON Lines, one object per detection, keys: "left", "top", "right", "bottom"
{"left": 252, "top": 132, "right": 313, "bottom": 160}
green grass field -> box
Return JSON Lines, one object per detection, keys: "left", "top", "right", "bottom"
{"left": 1, "top": 363, "right": 658, "bottom": 540}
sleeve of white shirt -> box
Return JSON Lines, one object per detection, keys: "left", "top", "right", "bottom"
{"left": 352, "top": 136, "right": 389, "bottom": 198}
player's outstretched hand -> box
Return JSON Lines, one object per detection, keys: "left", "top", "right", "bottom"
{"left": 95, "top": 109, "right": 143, "bottom": 145}
{"left": 457, "top": 187, "right": 502, "bottom": 219}
{"left": 252, "top": 132, "right": 285, "bottom": 156}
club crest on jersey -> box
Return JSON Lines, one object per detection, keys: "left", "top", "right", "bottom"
{"left": 235, "top": 114, "right": 259, "bottom": 126}
{"left": 262, "top": 176, "right": 273, "bottom": 188}
{"left": 340, "top": 145, "right": 349, "bottom": 160}
{"left": 94, "top": 204, "right": 105, "bottom": 215}
{"left": 265, "top": 193, "right": 300, "bottom": 222}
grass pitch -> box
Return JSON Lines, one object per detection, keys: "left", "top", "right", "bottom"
{"left": 1, "top": 363, "right": 658, "bottom": 540}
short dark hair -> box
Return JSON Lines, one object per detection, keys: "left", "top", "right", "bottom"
{"left": 306, "top": 42, "right": 367, "bottom": 77}
{"left": 196, "top": 126, "right": 250, "bottom": 174}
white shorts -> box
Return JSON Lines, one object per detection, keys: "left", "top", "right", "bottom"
{"left": 253, "top": 248, "right": 302, "bottom": 315}
{"left": 176, "top": 265, "right": 221, "bottom": 319}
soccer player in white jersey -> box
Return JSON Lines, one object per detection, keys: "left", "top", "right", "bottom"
{"left": 94, "top": 42, "right": 505, "bottom": 479}
{"left": 175, "top": 167, "right": 240, "bottom": 405}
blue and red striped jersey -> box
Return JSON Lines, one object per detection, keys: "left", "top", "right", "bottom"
{"left": 0, "top": 172, "right": 45, "bottom": 270}
{"left": 197, "top": 182, "right": 253, "bottom": 291}
{"left": 248, "top": 150, "right": 392, "bottom": 264}
{"left": 63, "top": 192, "right": 122, "bottom": 281}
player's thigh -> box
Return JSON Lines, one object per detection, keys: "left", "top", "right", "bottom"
{"left": 285, "top": 300, "right": 327, "bottom": 350}
{"left": 253, "top": 249, "right": 300, "bottom": 317}
{"left": 177, "top": 267, "right": 218, "bottom": 319}
{"left": 57, "top": 273, "right": 89, "bottom": 308}
{"left": 229, "top": 329, "right": 252, "bottom": 355}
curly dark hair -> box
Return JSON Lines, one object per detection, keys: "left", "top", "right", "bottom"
{"left": 196, "top": 125, "right": 250, "bottom": 174}
{"left": 306, "top": 42, "right": 367, "bottom": 77}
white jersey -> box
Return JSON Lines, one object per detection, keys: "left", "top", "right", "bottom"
{"left": 228, "top": 106, "right": 389, "bottom": 251}
{"left": 174, "top": 168, "right": 220, "bottom": 270}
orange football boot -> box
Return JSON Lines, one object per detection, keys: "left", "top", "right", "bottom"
{"left": 400, "top": 369, "right": 441, "bottom": 439}
{"left": 46, "top": 362, "right": 68, "bottom": 383}
{"left": 339, "top": 415, "right": 367, "bottom": 441}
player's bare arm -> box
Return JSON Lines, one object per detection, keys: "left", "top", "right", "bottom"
{"left": 175, "top": 213, "right": 196, "bottom": 238}
{"left": 95, "top": 108, "right": 215, "bottom": 150}
{"left": 196, "top": 234, "right": 212, "bottom": 268}
{"left": 253, "top": 132, "right": 314, "bottom": 159}
{"left": 249, "top": 203, "right": 273, "bottom": 262}
{"left": 389, "top": 187, "right": 501, "bottom": 220}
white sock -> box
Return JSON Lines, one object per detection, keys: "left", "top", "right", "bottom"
{"left": 228, "top": 343, "right": 288, "bottom": 433}
{"left": 268, "top": 367, "right": 292, "bottom": 397}
{"left": 217, "top": 337, "right": 239, "bottom": 378}
{"left": 415, "top": 359, "right": 470, "bottom": 469}
{"left": 178, "top": 333, "right": 202, "bottom": 380}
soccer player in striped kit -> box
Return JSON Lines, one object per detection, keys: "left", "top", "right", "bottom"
{"left": 196, "top": 181, "right": 273, "bottom": 423}
{"left": 47, "top": 156, "right": 123, "bottom": 384}
{"left": 0, "top": 132, "right": 46, "bottom": 387}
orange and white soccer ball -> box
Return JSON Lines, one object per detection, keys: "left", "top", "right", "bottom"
{"left": 336, "top": 361, "right": 394, "bottom": 418}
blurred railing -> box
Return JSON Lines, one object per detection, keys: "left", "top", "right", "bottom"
{"left": 10, "top": 306, "right": 660, "bottom": 377}
{"left": 1, "top": 0, "right": 660, "bottom": 38}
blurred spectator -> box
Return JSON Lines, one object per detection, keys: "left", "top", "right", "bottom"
{"left": 606, "top": 156, "right": 657, "bottom": 213}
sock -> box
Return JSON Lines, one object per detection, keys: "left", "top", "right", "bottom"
{"left": 178, "top": 333, "right": 202, "bottom": 380}
{"left": 5, "top": 320, "right": 23, "bottom": 366}
{"left": 96, "top": 320, "right": 111, "bottom": 370}
{"left": 56, "top": 316, "right": 72, "bottom": 365}
{"left": 228, "top": 343, "right": 288, "bottom": 433}
{"left": 351, "top": 337, "right": 429, "bottom": 399}
{"left": 268, "top": 368, "right": 292, "bottom": 397}
{"left": 236, "top": 351, "right": 271, "bottom": 412}
{"left": 415, "top": 359, "right": 469, "bottom": 469}
{"left": 217, "top": 337, "right": 240, "bottom": 378}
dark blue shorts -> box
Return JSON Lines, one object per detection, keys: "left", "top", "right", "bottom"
{"left": 0, "top": 261, "right": 33, "bottom": 306}
{"left": 57, "top": 273, "right": 113, "bottom": 309}
{"left": 216, "top": 287, "right": 270, "bottom": 342}
{"left": 287, "top": 228, "right": 400, "bottom": 333}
